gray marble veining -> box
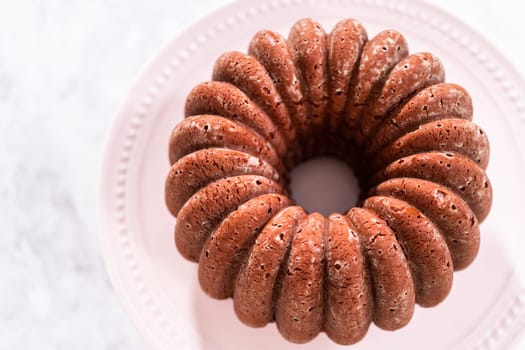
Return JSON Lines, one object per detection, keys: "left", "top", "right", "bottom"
{"left": 0, "top": 1, "right": 230, "bottom": 348}
{"left": 0, "top": 0, "right": 523, "bottom": 349}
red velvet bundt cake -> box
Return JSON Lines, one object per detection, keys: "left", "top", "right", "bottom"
{"left": 165, "top": 18, "right": 492, "bottom": 345}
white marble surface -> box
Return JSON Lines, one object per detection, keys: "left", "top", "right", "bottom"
{"left": 1, "top": 0, "right": 524, "bottom": 349}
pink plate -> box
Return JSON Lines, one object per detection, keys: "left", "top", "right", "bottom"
{"left": 98, "top": 0, "right": 525, "bottom": 349}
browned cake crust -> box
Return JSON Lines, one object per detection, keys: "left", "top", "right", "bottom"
{"left": 363, "top": 196, "right": 453, "bottom": 307}
{"left": 371, "top": 178, "right": 480, "bottom": 270}
{"left": 175, "top": 175, "right": 283, "bottom": 262}
{"left": 346, "top": 207, "right": 415, "bottom": 330}
{"left": 370, "top": 118, "right": 489, "bottom": 173}
{"left": 234, "top": 205, "right": 307, "bottom": 327}
{"left": 327, "top": 19, "right": 367, "bottom": 136}
{"left": 287, "top": 19, "right": 329, "bottom": 157}
{"left": 343, "top": 30, "right": 409, "bottom": 145}
{"left": 168, "top": 114, "right": 285, "bottom": 174}
{"left": 249, "top": 30, "right": 308, "bottom": 155}
{"left": 367, "top": 82, "right": 474, "bottom": 155}
{"left": 212, "top": 51, "right": 298, "bottom": 160}
{"left": 275, "top": 213, "right": 325, "bottom": 343}
{"left": 360, "top": 52, "right": 445, "bottom": 140}
{"left": 372, "top": 151, "right": 492, "bottom": 222}
{"left": 185, "top": 81, "right": 287, "bottom": 158}
{"left": 165, "top": 17, "right": 493, "bottom": 346}
{"left": 323, "top": 213, "right": 373, "bottom": 344}
{"left": 198, "top": 194, "right": 291, "bottom": 299}
{"left": 166, "top": 148, "right": 281, "bottom": 216}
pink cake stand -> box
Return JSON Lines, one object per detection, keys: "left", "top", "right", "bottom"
{"left": 98, "top": 0, "right": 525, "bottom": 349}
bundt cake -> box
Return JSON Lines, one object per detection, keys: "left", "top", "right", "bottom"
{"left": 165, "top": 18, "right": 492, "bottom": 345}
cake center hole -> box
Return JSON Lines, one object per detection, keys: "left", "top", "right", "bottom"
{"left": 289, "top": 156, "right": 359, "bottom": 216}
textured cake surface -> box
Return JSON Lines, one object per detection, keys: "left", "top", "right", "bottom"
{"left": 165, "top": 18, "right": 492, "bottom": 345}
